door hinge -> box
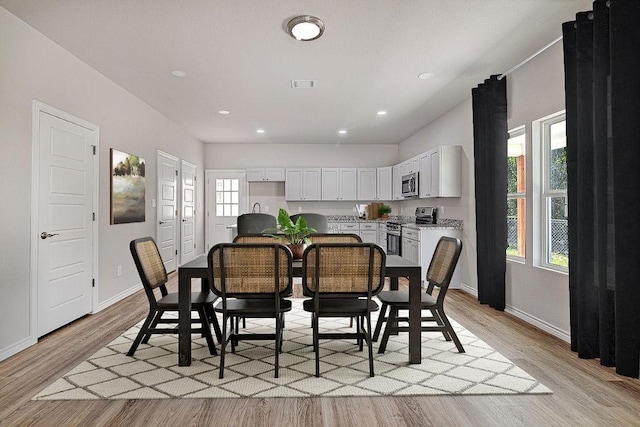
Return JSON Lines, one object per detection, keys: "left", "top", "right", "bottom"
{"left": 175, "top": 249, "right": 178, "bottom": 255}
{"left": 92, "top": 212, "right": 95, "bottom": 221}
{"left": 92, "top": 278, "right": 95, "bottom": 287}
{"left": 92, "top": 145, "right": 96, "bottom": 155}
{"left": 175, "top": 170, "right": 178, "bottom": 176}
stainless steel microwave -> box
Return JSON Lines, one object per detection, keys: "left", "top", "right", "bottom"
{"left": 401, "top": 172, "right": 418, "bottom": 197}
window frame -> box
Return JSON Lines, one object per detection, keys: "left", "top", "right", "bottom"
{"left": 507, "top": 126, "right": 526, "bottom": 262}
{"left": 537, "top": 111, "right": 568, "bottom": 273}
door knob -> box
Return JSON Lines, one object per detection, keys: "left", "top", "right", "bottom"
{"left": 40, "top": 232, "right": 59, "bottom": 239}
{"left": 159, "top": 221, "right": 166, "bottom": 224}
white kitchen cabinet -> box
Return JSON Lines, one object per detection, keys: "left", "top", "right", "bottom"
{"left": 419, "top": 145, "right": 462, "bottom": 198}
{"left": 376, "top": 167, "right": 392, "bottom": 200}
{"left": 357, "top": 168, "right": 377, "bottom": 201}
{"left": 246, "top": 168, "right": 285, "bottom": 182}
{"left": 327, "top": 222, "right": 341, "bottom": 234}
{"left": 359, "top": 222, "right": 378, "bottom": 244}
{"left": 321, "top": 168, "right": 357, "bottom": 200}
{"left": 392, "top": 164, "right": 403, "bottom": 200}
{"left": 401, "top": 227, "right": 420, "bottom": 265}
{"left": 378, "top": 222, "right": 387, "bottom": 253}
{"left": 285, "top": 168, "right": 322, "bottom": 201}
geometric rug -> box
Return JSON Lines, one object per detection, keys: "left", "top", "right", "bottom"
{"left": 33, "top": 299, "right": 551, "bottom": 399}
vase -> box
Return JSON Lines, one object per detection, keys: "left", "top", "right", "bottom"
{"left": 288, "top": 244, "right": 306, "bottom": 260}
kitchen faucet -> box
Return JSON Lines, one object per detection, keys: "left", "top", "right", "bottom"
{"left": 252, "top": 202, "right": 261, "bottom": 213}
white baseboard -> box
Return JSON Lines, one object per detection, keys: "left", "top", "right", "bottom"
{"left": 94, "top": 282, "right": 142, "bottom": 313}
{"left": 505, "top": 305, "right": 570, "bottom": 343}
{"left": 0, "top": 336, "right": 37, "bottom": 362}
{"left": 457, "top": 282, "right": 570, "bottom": 343}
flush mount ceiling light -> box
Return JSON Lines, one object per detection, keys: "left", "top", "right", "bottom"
{"left": 256, "top": 129, "right": 265, "bottom": 134}
{"left": 286, "top": 15, "right": 325, "bottom": 41}
{"left": 418, "top": 72, "right": 435, "bottom": 80}
{"left": 377, "top": 110, "right": 387, "bottom": 116}
{"left": 338, "top": 130, "right": 347, "bottom": 135}
{"left": 218, "top": 110, "right": 230, "bottom": 115}
{"left": 171, "top": 70, "right": 187, "bottom": 77}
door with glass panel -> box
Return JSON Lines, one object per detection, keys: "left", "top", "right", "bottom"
{"left": 205, "top": 170, "right": 247, "bottom": 250}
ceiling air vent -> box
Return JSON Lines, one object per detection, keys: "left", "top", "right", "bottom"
{"left": 291, "top": 80, "right": 316, "bottom": 89}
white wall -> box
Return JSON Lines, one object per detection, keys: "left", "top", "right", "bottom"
{"left": 395, "top": 42, "right": 570, "bottom": 340}
{"left": 204, "top": 143, "right": 400, "bottom": 216}
{"left": 0, "top": 7, "right": 205, "bottom": 359}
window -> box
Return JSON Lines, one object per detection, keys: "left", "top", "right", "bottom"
{"left": 540, "top": 113, "right": 568, "bottom": 270}
{"left": 507, "top": 127, "right": 526, "bottom": 259}
{"left": 215, "top": 178, "right": 239, "bottom": 217}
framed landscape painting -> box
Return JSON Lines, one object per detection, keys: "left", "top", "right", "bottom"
{"left": 110, "top": 149, "right": 146, "bottom": 224}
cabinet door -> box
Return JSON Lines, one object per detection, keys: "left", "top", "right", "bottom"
{"left": 285, "top": 169, "right": 303, "bottom": 200}
{"left": 360, "top": 230, "right": 378, "bottom": 244}
{"left": 321, "top": 168, "right": 339, "bottom": 200}
{"left": 340, "top": 168, "right": 358, "bottom": 200}
{"left": 376, "top": 167, "right": 392, "bottom": 200}
{"left": 392, "top": 164, "right": 403, "bottom": 200}
{"left": 357, "top": 168, "right": 377, "bottom": 200}
{"left": 265, "top": 168, "right": 285, "bottom": 181}
{"left": 303, "top": 168, "right": 322, "bottom": 201}
{"left": 419, "top": 152, "right": 431, "bottom": 198}
{"left": 246, "top": 169, "right": 265, "bottom": 182}
{"left": 429, "top": 150, "right": 440, "bottom": 197}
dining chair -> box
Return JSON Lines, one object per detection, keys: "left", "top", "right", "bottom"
{"left": 128, "top": 237, "right": 218, "bottom": 357}
{"left": 207, "top": 242, "right": 293, "bottom": 378}
{"left": 302, "top": 243, "right": 385, "bottom": 377}
{"left": 308, "top": 233, "right": 362, "bottom": 243}
{"left": 290, "top": 213, "right": 329, "bottom": 233}
{"left": 236, "top": 213, "right": 277, "bottom": 235}
{"left": 373, "top": 236, "right": 464, "bottom": 354}
{"left": 233, "top": 234, "right": 278, "bottom": 243}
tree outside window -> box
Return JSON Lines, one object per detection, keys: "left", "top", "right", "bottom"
{"left": 507, "top": 128, "right": 526, "bottom": 259}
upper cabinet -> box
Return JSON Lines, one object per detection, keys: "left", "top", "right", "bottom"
{"left": 392, "top": 164, "right": 403, "bottom": 200}
{"left": 375, "top": 167, "right": 392, "bottom": 201}
{"left": 246, "top": 168, "right": 285, "bottom": 182}
{"left": 285, "top": 168, "right": 322, "bottom": 201}
{"left": 322, "top": 168, "right": 357, "bottom": 200}
{"left": 419, "top": 145, "right": 462, "bottom": 198}
{"left": 357, "top": 168, "right": 377, "bottom": 201}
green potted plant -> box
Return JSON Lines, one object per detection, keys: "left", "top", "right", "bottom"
{"left": 378, "top": 204, "right": 392, "bottom": 219}
{"left": 263, "top": 208, "right": 317, "bottom": 259}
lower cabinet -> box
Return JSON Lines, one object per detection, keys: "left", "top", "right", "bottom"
{"left": 402, "top": 226, "right": 462, "bottom": 288}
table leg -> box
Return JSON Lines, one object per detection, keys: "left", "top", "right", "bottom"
{"left": 408, "top": 268, "right": 422, "bottom": 364}
{"left": 390, "top": 276, "right": 399, "bottom": 291}
{"left": 178, "top": 269, "right": 192, "bottom": 366}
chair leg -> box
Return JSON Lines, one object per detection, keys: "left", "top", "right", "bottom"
{"left": 197, "top": 307, "right": 217, "bottom": 356}
{"left": 372, "top": 303, "right": 388, "bottom": 342}
{"left": 128, "top": 311, "right": 156, "bottom": 356}
{"left": 219, "top": 315, "right": 228, "bottom": 379}
{"left": 437, "top": 308, "right": 465, "bottom": 353}
{"left": 378, "top": 307, "right": 398, "bottom": 354}
{"left": 205, "top": 304, "right": 222, "bottom": 343}
{"left": 366, "top": 313, "right": 375, "bottom": 377}
{"left": 141, "top": 310, "right": 163, "bottom": 344}
{"left": 314, "top": 313, "right": 320, "bottom": 377}
{"left": 431, "top": 308, "right": 452, "bottom": 341}
{"left": 230, "top": 317, "right": 237, "bottom": 353}
{"left": 357, "top": 317, "right": 363, "bottom": 351}
{"left": 274, "top": 315, "right": 281, "bottom": 378}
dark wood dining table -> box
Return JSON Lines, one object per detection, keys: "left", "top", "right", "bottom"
{"left": 177, "top": 254, "right": 422, "bottom": 366}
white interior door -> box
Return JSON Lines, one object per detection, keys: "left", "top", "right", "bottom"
{"left": 206, "top": 170, "right": 247, "bottom": 250}
{"left": 180, "top": 160, "right": 196, "bottom": 264}
{"left": 36, "top": 110, "right": 96, "bottom": 337}
{"left": 157, "top": 151, "right": 178, "bottom": 273}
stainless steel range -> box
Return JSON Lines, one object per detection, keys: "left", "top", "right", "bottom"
{"left": 415, "top": 207, "right": 437, "bottom": 224}
{"left": 385, "top": 221, "right": 402, "bottom": 256}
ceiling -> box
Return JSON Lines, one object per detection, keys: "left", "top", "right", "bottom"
{"left": 1, "top": 1, "right": 584, "bottom": 145}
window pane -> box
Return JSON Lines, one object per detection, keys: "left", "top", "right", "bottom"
{"left": 548, "top": 196, "right": 569, "bottom": 267}
{"left": 231, "top": 205, "right": 239, "bottom": 216}
{"left": 223, "top": 192, "right": 230, "bottom": 203}
{"left": 231, "top": 179, "right": 239, "bottom": 191}
{"left": 549, "top": 121, "right": 567, "bottom": 191}
{"left": 231, "top": 192, "right": 238, "bottom": 203}
{"left": 216, "top": 179, "right": 223, "bottom": 190}
{"left": 507, "top": 198, "right": 526, "bottom": 257}
{"left": 224, "top": 205, "right": 231, "bottom": 216}
{"left": 216, "top": 205, "right": 223, "bottom": 216}
{"left": 507, "top": 133, "right": 526, "bottom": 194}
{"left": 216, "top": 191, "right": 223, "bottom": 203}
{"left": 223, "top": 179, "right": 231, "bottom": 191}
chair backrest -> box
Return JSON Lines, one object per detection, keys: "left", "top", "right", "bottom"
{"left": 233, "top": 234, "right": 278, "bottom": 243}
{"left": 208, "top": 243, "right": 293, "bottom": 298}
{"left": 290, "top": 213, "right": 328, "bottom": 233}
{"left": 426, "top": 237, "right": 462, "bottom": 300}
{"left": 302, "top": 243, "right": 385, "bottom": 297}
{"left": 236, "top": 213, "right": 277, "bottom": 235}
{"left": 130, "top": 237, "right": 168, "bottom": 289}
{"left": 308, "top": 233, "right": 362, "bottom": 244}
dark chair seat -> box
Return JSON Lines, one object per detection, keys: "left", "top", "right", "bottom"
{"left": 215, "top": 298, "right": 292, "bottom": 316}
{"left": 377, "top": 290, "right": 437, "bottom": 307}
{"left": 303, "top": 298, "right": 378, "bottom": 315}
{"left": 157, "top": 291, "right": 217, "bottom": 307}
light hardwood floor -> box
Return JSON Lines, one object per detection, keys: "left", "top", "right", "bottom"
{"left": 1, "top": 275, "right": 639, "bottom": 426}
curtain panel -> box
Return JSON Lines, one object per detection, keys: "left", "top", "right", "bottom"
{"left": 563, "top": 0, "right": 640, "bottom": 378}
{"left": 472, "top": 75, "right": 507, "bottom": 311}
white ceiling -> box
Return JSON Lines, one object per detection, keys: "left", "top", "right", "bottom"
{"left": 1, "top": 0, "right": 584, "bottom": 145}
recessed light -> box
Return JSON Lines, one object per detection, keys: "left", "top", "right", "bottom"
{"left": 377, "top": 111, "right": 387, "bottom": 116}
{"left": 418, "top": 72, "right": 435, "bottom": 80}
{"left": 218, "top": 110, "right": 230, "bottom": 115}
{"left": 256, "top": 129, "right": 265, "bottom": 134}
{"left": 338, "top": 130, "right": 347, "bottom": 135}
{"left": 171, "top": 70, "right": 187, "bottom": 78}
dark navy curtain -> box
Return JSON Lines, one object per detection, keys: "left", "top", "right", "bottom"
{"left": 472, "top": 75, "right": 507, "bottom": 311}
{"left": 563, "top": 0, "right": 640, "bottom": 378}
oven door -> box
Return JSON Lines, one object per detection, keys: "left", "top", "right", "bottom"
{"left": 387, "top": 232, "right": 401, "bottom": 256}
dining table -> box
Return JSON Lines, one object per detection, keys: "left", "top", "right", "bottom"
{"left": 177, "top": 253, "right": 422, "bottom": 366}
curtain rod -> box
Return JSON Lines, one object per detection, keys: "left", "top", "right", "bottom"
{"left": 498, "top": 35, "right": 563, "bottom": 80}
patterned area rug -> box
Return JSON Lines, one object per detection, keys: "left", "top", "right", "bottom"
{"left": 34, "top": 300, "right": 551, "bottom": 399}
